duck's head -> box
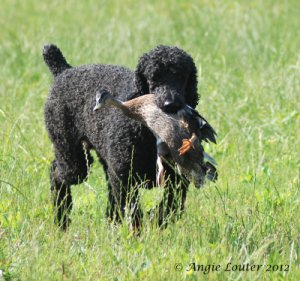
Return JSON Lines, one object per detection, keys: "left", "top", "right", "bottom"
{"left": 93, "top": 89, "right": 113, "bottom": 111}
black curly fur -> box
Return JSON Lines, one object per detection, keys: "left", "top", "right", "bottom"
{"left": 43, "top": 44, "right": 199, "bottom": 230}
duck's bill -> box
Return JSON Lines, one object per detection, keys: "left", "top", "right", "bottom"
{"left": 93, "top": 102, "right": 103, "bottom": 111}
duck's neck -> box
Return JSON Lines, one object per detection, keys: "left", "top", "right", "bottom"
{"left": 107, "top": 98, "right": 124, "bottom": 109}
{"left": 107, "top": 98, "right": 133, "bottom": 118}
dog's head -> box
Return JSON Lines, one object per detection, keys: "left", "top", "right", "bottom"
{"left": 135, "top": 45, "right": 199, "bottom": 113}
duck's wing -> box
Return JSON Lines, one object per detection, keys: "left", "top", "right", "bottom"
{"left": 184, "top": 105, "right": 217, "bottom": 144}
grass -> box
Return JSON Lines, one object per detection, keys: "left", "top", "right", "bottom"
{"left": 0, "top": 0, "right": 300, "bottom": 280}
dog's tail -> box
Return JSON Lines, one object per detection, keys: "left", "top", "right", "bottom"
{"left": 43, "top": 44, "right": 71, "bottom": 77}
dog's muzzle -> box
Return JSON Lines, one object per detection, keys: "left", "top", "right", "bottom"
{"left": 163, "top": 99, "right": 183, "bottom": 113}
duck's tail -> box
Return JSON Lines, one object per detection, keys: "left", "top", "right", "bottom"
{"left": 43, "top": 44, "right": 71, "bottom": 77}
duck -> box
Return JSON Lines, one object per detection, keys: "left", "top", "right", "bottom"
{"left": 93, "top": 89, "right": 217, "bottom": 187}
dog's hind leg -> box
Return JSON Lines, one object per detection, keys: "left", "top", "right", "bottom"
{"left": 49, "top": 140, "right": 93, "bottom": 230}
{"left": 45, "top": 100, "right": 94, "bottom": 230}
{"left": 50, "top": 160, "right": 72, "bottom": 230}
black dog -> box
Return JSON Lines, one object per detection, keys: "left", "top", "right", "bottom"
{"left": 43, "top": 44, "right": 199, "bottom": 230}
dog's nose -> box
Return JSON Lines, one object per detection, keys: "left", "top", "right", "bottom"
{"left": 163, "top": 100, "right": 183, "bottom": 113}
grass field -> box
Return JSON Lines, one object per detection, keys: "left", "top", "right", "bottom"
{"left": 1, "top": 0, "right": 300, "bottom": 280}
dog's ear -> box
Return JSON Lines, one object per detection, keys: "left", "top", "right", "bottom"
{"left": 185, "top": 61, "right": 199, "bottom": 108}
{"left": 134, "top": 69, "right": 149, "bottom": 95}
{"left": 134, "top": 53, "right": 150, "bottom": 95}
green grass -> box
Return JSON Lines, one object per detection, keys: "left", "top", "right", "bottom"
{"left": 1, "top": 0, "right": 300, "bottom": 280}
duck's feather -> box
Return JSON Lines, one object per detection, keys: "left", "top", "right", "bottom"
{"left": 203, "top": 151, "right": 217, "bottom": 166}
{"left": 179, "top": 105, "right": 217, "bottom": 144}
